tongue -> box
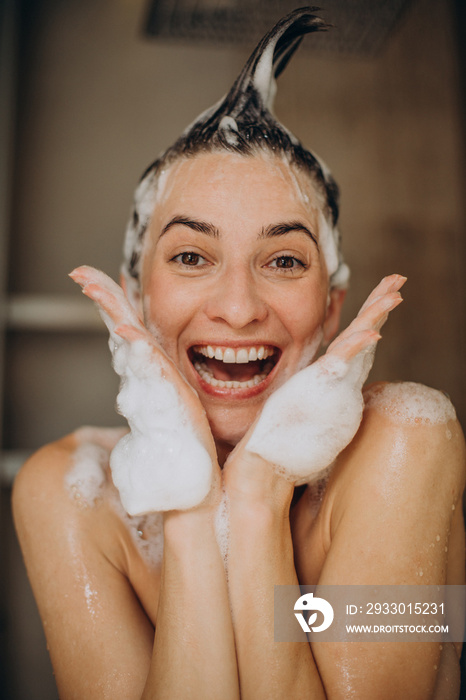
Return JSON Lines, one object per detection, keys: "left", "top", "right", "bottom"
{"left": 204, "top": 357, "right": 261, "bottom": 382}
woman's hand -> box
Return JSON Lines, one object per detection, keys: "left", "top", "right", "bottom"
{"left": 70, "top": 266, "right": 221, "bottom": 514}
{"left": 224, "top": 274, "right": 406, "bottom": 505}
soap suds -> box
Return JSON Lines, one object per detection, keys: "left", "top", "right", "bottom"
{"left": 110, "top": 493, "right": 164, "bottom": 568}
{"left": 219, "top": 116, "right": 239, "bottom": 146}
{"left": 65, "top": 427, "right": 126, "bottom": 507}
{"left": 65, "top": 442, "right": 108, "bottom": 507}
{"left": 65, "top": 426, "right": 165, "bottom": 565}
{"left": 364, "top": 382, "right": 456, "bottom": 425}
{"left": 246, "top": 346, "right": 374, "bottom": 485}
{"left": 109, "top": 338, "right": 213, "bottom": 515}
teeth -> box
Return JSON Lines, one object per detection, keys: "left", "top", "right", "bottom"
{"left": 193, "top": 345, "right": 274, "bottom": 364}
{"left": 236, "top": 348, "right": 249, "bottom": 364}
{"left": 223, "top": 348, "right": 236, "bottom": 363}
{"left": 193, "top": 358, "right": 274, "bottom": 389}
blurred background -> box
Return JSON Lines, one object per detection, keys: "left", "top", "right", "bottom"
{"left": 0, "top": 0, "right": 465, "bottom": 697}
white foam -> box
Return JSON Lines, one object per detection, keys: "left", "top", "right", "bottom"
{"left": 110, "top": 494, "right": 164, "bottom": 568}
{"left": 65, "top": 427, "right": 126, "bottom": 507}
{"left": 246, "top": 345, "right": 375, "bottom": 485}
{"left": 108, "top": 337, "right": 213, "bottom": 516}
{"left": 364, "top": 382, "right": 456, "bottom": 425}
{"left": 253, "top": 42, "right": 277, "bottom": 110}
{"left": 219, "top": 116, "right": 239, "bottom": 146}
{"left": 65, "top": 442, "right": 107, "bottom": 506}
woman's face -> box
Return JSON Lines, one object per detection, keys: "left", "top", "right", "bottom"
{"left": 141, "top": 152, "right": 344, "bottom": 448}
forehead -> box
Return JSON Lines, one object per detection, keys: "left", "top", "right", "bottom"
{"left": 150, "top": 152, "right": 324, "bottom": 230}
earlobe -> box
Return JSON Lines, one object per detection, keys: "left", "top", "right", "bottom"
{"left": 323, "top": 288, "right": 346, "bottom": 344}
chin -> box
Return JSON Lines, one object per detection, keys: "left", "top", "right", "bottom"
{"left": 206, "top": 403, "right": 260, "bottom": 449}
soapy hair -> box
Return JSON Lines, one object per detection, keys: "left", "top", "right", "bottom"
{"left": 122, "top": 7, "right": 350, "bottom": 300}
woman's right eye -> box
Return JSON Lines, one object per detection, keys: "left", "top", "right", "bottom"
{"left": 171, "top": 252, "right": 206, "bottom": 267}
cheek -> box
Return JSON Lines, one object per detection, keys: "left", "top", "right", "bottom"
{"left": 276, "top": 282, "right": 328, "bottom": 342}
{"left": 142, "top": 274, "right": 194, "bottom": 350}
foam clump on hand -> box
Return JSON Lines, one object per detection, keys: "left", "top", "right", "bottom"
{"left": 71, "top": 266, "right": 213, "bottom": 517}
{"left": 109, "top": 337, "right": 213, "bottom": 516}
{"left": 246, "top": 347, "right": 372, "bottom": 485}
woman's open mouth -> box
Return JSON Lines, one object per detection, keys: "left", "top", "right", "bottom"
{"left": 188, "top": 344, "right": 280, "bottom": 391}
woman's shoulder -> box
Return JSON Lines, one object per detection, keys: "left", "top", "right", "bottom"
{"left": 13, "top": 426, "right": 125, "bottom": 501}
{"left": 362, "top": 380, "right": 458, "bottom": 427}
{"left": 12, "top": 426, "right": 127, "bottom": 541}
{"left": 360, "top": 380, "right": 464, "bottom": 465}
{"left": 330, "top": 380, "right": 465, "bottom": 517}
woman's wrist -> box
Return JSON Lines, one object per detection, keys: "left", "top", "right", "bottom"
{"left": 224, "top": 449, "right": 295, "bottom": 514}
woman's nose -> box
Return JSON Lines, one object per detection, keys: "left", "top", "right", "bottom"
{"left": 204, "top": 269, "right": 268, "bottom": 329}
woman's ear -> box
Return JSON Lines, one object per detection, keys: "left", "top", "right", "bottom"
{"left": 323, "top": 288, "right": 346, "bottom": 344}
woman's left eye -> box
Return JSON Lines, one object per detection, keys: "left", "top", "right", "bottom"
{"left": 267, "top": 255, "right": 306, "bottom": 271}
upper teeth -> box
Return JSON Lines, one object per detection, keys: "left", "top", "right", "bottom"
{"left": 193, "top": 345, "right": 274, "bottom": 363}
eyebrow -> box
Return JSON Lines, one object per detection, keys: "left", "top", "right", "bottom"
{"left": 160, "top": 215, "right": 219, "bottom": 239}
{"left": 159, "top": 215, "right": 318, "bottom": 249}
{"left": 259, "top": 221, "right": 319, "bottom": 249}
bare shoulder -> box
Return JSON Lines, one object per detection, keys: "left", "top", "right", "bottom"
{"left": 319, "top": 381, "right": 465, "bottom": 584}
{"left": 330, "top": 381, "right": 465, "bottom": 510}
{"left": 12, "top": 426, "right": 131, "bottom": 585}
{"left": 12, "top": 426, "right": 126, "bottom": 522}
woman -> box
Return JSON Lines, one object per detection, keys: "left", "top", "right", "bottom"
{"left": 12, "top": 8, "right": 465, "bottom": 699}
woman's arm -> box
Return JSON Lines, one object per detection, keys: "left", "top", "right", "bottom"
{"left": 13, "top": 438, "right": 240, "bottom": 700}
{"left": 221, "top": 403, "right": 465, "bottom": 700}
{"left": 146, "top": 507, "right": 239, "bottom": 700}
{"left": 224, "top": 452, "right": 326, "bottom": 700}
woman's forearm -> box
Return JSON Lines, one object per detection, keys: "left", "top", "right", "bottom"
{"left": 227, "top": 499, "right": 326, "bottom": 700}
{"left": 143, "top": 507, "right": 239, "bottom": 700}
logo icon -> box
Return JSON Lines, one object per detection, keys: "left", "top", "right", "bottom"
{"left": 294, "top": 592, "right": 334, "bottom": 633}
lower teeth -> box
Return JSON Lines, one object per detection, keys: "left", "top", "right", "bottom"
{"left": 193, "top": 361, "right": 271, "bottom": 389}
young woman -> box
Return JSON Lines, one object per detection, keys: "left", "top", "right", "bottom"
{"left": 12, "top": 9, "right": 465, "bottom": 699}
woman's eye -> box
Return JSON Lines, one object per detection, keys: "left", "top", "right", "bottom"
{"left": 268, "top": 256, "right": 305, "bottom": 271}
{"left": 172, "top": 252, "right": 206, "bottom": 266}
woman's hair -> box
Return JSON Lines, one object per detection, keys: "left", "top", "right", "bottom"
{"left": 122, "top": 7, "right": 350, "bottom": 301}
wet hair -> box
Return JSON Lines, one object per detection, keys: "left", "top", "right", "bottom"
{"left": 122, "top": 7, "right": 350, "bottom": 301}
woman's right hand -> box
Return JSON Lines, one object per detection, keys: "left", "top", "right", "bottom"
{"left": 70, "top": 266, "right": 221, "bottom": 514}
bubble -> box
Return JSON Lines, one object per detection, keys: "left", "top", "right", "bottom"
{"left": 364, "top": 382, "right": 456, "bottom": 426}
{"left": 246, "top": 352, "right": 368, "bottom": 484}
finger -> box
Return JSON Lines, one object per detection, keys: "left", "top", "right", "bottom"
{"left": 355, "top": 292, "right": 403, "bottom": 333}
{"left": 327, "top": 329, "right": 381, "bottom": 362}
{"left": 328, "top": 289, "right": 402, "bottom": 353}
{"left": 357, "top": 274, "right": 406, "bottom": 316}
{"left": 70, "top": 266, "right": 142, "bottom": 330}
